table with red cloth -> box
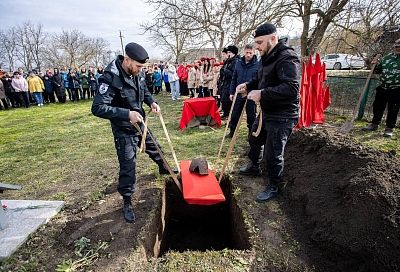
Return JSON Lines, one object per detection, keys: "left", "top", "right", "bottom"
{"left": 179, "top": 97, "right": 222, "bottom": 130}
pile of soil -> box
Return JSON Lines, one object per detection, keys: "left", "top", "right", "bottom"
{"left": 282, "top": 129, "right": 400, "bottom": 272}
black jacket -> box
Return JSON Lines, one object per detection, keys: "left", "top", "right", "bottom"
{"left": 52, "top": 73, "right": 65, "bottom": 97}
{"left": 221, "top": 54, "right": 240, "bottom": 101}
{"left": 91, "top": 55, "right": 155, "bottom": 137}
{"left": 230, "top": 55, "right": 259, "bottom": 95}
{"left": 247, "top": 41, "right": 300, "bottom": 120}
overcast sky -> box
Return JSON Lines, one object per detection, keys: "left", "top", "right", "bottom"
{"left": 0, "top": 0, "right": 163, "bottom": 58}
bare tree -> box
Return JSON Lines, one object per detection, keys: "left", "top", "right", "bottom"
{"left": 290, "top": 0, "right": 350, "bottom": 57}
{"left": 316, "top": 0, "right": 400, "bottom": 65}
{"left": 144, "top": 0, "right": 291, "bottom": 60}
{"left": 53, "top": 30, "right": 97, "bottom": 68}
{"left": 0, "top": 28, "right": 17, "bottom": 71}
{"left": 14, "top": 23, "right": 34, "bottom": 71}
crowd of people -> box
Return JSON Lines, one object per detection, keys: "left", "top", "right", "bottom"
{"left": 0, "top": 66, "right": 105, "bottom": 110}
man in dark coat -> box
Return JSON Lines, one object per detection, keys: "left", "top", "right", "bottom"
{"left": 220, "top": 45, "right": 240, "bottom": 118}
{"left": 228, "top": 44, "right": 259, "bottom": 138}
{"left": 236, "top": 23, "right": 300, "bottom": 202}
{"left": 91, "top": 42, "right": 169, "bottom": 223}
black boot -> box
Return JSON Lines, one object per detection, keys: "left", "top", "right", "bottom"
{"left": 123, "top": 196, "right": 135, "bottom": 223}
{"left": 239, "top": 162, "right": 262, "bottom": 176}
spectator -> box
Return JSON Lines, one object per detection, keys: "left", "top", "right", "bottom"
{"left": 60, "top": 67, "right": 71, "bottom": 101}
{"left": 80, "top": 67, "right": 90, "bottom": 99}
{"left": 44, "top": 70, "right": 56, "bottom": 103}
{"left": 152, "top": 67, "right": 162, "bottom": 95}
{"left": 68, "top": 70, "right": 80, "bottom": 102}
{"left": 89, "top": 68, "right": 98, "bottom": 98}
{"left": 11, "top": 71, "right": 30, "bottom": 108}
{"left": 145, "top": 67, "right": 154, "bottom": 94}
{"left": 27, "top": 70, "right": 45, "bottom": 106}
{"left": 0, "top": 72, "right": 8, "bottom": 110}
{"left": 167, "top": 63, "right": 180, "bottom": 100}
{"left": 0, "top": 71, "right": 14, "bottom": 108}
{"left": 187, "top": 64, "right": 197, "bottom": 98}
{"left": 162, "top": 66, "right": 171, "bottom": 94}
{"left": 362, "top": 38, "right": 400, "bottom": 137}
{"left": 177, "top": 63, "right": 189, "bottom": 96}
{"left": 52, "top": 68, "right": 66, "bottom": 103}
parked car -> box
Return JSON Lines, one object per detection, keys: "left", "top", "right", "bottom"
{"left": 321, "top": 54, "right": 366, "bottom": 70}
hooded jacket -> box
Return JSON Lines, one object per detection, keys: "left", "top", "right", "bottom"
{"left": 230, "top": 55, "right": 259, "bottom": 95}
{"left": 246, "top": 41, "right": 300, "bottom": 120}
{"left": 91, "top": 55, "right": 155, "bottom": 137}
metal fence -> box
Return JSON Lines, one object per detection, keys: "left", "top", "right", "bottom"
{"left": 325, "top": 74, "right": 399, "bottom": 126}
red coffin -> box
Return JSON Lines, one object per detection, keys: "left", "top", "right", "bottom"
{"left": 180, "top": 160, "right": 226, "bottom": 205}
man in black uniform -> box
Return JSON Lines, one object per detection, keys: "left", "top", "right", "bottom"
{"left": 237, "top": 23, "right": 300, "bottom": 202}
{"left": 92, "top": 42, "right": 169, "bottom": 223}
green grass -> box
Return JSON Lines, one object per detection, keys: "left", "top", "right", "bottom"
{"left": 326, "top": 113, "right": 400, "bottom": 155}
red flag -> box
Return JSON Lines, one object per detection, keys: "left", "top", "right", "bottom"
{"left": 323, "top": 85, "right": 331, "bottom": 110}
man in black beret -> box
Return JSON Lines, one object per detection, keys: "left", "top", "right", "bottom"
{"left": 236, "top": 22, "right": 300, "bottom": 202}
{"left": 92, "top": 42, "right": 169, "bottom": 223}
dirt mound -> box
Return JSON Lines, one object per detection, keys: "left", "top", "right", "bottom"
{"left": 283, "top": 129, "right": 400, "bottom": 272}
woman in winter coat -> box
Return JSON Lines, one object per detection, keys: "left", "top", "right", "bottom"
{"left": 27, "top": 71, "right": 45, "bottom": 106}
{"left": 88, "top": 68, "right": 98, "bottom": 98}
{"left": 68, "top": 71, "right": 80, "bottom": 102}
{"left": 11, "top": 71, "right": 30, "bottom": 108}
{"left": 52, "top": 68, "right": 66, "bottom": 103}
{"left": 0, "top": 75, "right": 8, "bottom": 110}
{"left": 43, "top": 70, "right": 56, "bottom": 103}
{"left": 187, "top": 65, "right": 197, "bottom": 98}
{"left": 167, "top": 64, "right": 180, "bottom": 100}
{"left": 200, "top": 59, "right": 212, "bottom": 97}
{"left": 152, "top": 67, "right": 162, "bottom": 95}
{"left": 80, "top": 67, "right": 90, "bottom": 99}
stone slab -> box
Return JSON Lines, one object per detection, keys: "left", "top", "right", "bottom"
{"left": 0, "top": 200, "right": 64, "bottom": 261}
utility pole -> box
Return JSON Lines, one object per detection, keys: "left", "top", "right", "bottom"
{"left": 119, "top": 30, "right": 124, "bottom": 55}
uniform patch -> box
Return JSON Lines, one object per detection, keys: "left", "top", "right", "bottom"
{"left": 99, "top": 83, "right": 109, "bottom": 94}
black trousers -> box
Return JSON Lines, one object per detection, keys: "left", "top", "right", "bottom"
{"left": 230, "top": 96, "right": 257, "bottom": 132}
{"left": 248, "top": 116, "right": 297, "bottom": 186}
{"left": 371, "top": 86, "right": 400, "bottom": 129}
{"left": 82, "top": 88, "right": 90, "bottom": 99}
{"left": 165, "top": 82, "right": 171, "bottom": 93}
{"left": 114, "top": 130, "right": 164, "bottom": 197}
{"left": 57, "top": 95, "right": 66, "bottom": 103}
{"left": 179, "top": 80, "right": 189, "bottom": 96}
{"left": 154, "top": 86, "right": 161, "bottom": 94}
{"left": 15, "top": 92, "right": 30, "bottom": 108}
{"left": 0, "top": 98, "right": 9, "bottom": 110}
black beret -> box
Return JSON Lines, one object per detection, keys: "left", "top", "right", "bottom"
{"left": 125, "top": 42, "right": 149, "bottom": 64}
{"left": 227, "top": 45, "right": 238, "bottom": 55}
{"left": 222, "top": 47, "right": 228, "bottom": 53}
{"left": 253, "top": 23, "right": 277, "bottom": 38}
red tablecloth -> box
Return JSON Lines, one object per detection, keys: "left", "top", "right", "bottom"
{"left": 179, "top": 97, "right": 221, "bottom": 130}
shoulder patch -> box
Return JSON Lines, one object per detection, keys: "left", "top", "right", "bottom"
{"left": 99, "top": 83, "right": 109, "bottom": 94}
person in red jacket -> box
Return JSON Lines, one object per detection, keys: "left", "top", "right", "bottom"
{"left": 177, "top": 63, "right": 189, "bottom": 96}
